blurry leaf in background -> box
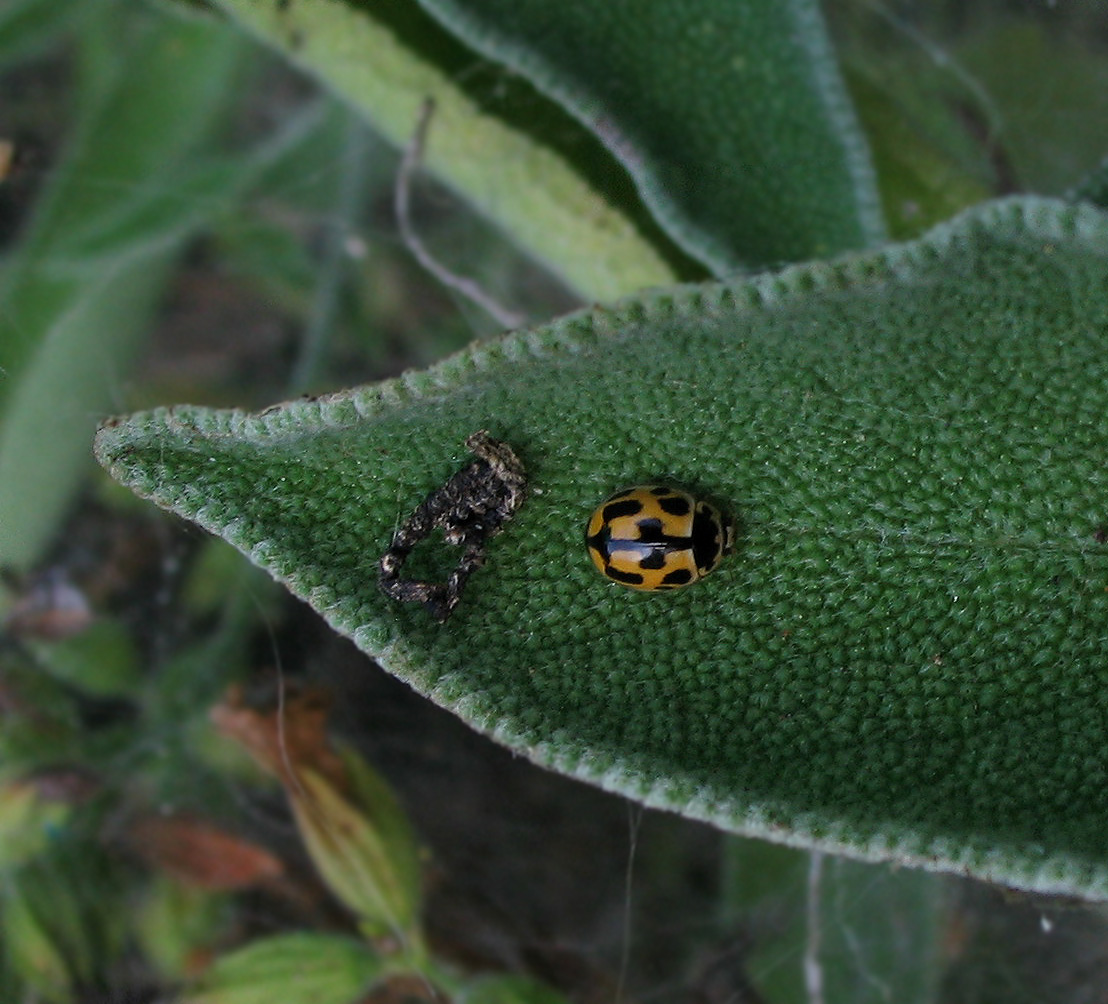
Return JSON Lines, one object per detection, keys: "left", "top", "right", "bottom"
{"left": 723, "top": 839, "right": 946, "bottom": 1004}
{"left": 0, "top": 0, "right": 85, "bottom": 68}
{"left": 0, "top": 2, "right": 247, "bottom": 573}
{"left": 955, "top": 19, "right": 1108, "bottom": 195}
{"left": 834, "top": 2, "right": 1108, "bottom": 237}
{"left": 179, "top": 931, "right": 384, "bottom": 1004}
{"left": 137, "top": 875, "right": 232, "bottom": 984}
{"left": 127, "top": 813, "right": 285, "bottom": 891}
{"left": 0, "top": 779, "right": 72, "bottom": 869}
{"left": 210, "top": 0, "right": 688, "bottom": 301}
{"left": 3, "top": 834, "right": 129, "bottom": 1002}
{"left": 840, "top": 57, "right": 993, "bottom": 239}
{"left": 212, "top": 690, "right": 424, "bottom": 944}
{"left": 827, "top": 3, "right": 1000, "bottom": 243}
{"left": 413, "top": 0, "right": 886, "bottom": 269}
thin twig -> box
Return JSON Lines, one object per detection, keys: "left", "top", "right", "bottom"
{"left": 614, "top": 803, "right": 643, "bottom": 1004}
{"left": 395, "top": 98, "right": 526, "bottom": 331}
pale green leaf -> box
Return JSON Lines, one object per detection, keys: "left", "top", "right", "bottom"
{"left": 0, "top": 0, "right": 84, "bottom": 68}
{"left": 0, "top": 4, "right": 246, "bottom": 570}
{"left": 181, "top": 932, "right": 382, "bottom": 1004}
{"left": 289, "top": 757, "right": 422, "bottom": 940}
{"left": 95, "top": 196, "right": 1108, "bottom": 899}
{"left": 208, "top": 0, "right": 686, "bottom": 300}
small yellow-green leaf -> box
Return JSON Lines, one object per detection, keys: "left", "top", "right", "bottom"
{"left": 0, "top": 781, "right": 71, "bottom": 869}
{"left": 136, "top": 876, "right": 230, "bottom": 982}
{"left": 338, "top": 746, "right": 424, "bottom": 933}
{"left": 3, "top": 880, "right": 72, "bottom": 1004}
{"left": 96, "top": 196, "right": 1108, "bottom": 899}
{"left": 181, "top": 932, "right": 382, "bottom": 1004}
{"left": 0, "top": 3, "right": 246, "bottom": 571}
{"left": 291, "top": 765, "right": 421, "bottom": 940}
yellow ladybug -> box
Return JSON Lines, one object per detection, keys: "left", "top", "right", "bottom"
{"left": 585, "top": 485, "right": 734, "bottom": 590}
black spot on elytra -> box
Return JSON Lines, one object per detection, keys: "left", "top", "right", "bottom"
{"left": 692, "top": 507, "right": 723, "bottom": 570}
{"left": 607, "top": 565, "right": 645, "bottom": 585}
{"left": 662, "top": 568, "right": 694, "bottom": 586}
{"left": 633, "top": 517, "right": 667, "bottom": 542}
{"left": 658, "top": 494, "right": 692, "bottom": 517}
{"left": 603, "top": 498, "right": 644, "bottom": 522}
{"left": 585, "top": 528, "right": 609, "bottom": 556}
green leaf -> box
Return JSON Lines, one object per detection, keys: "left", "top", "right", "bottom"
{"left": 180, "top": 932, "right": 382, "bottom": 1004}
{"left": 414, "top": 0, "right": 885, "bottom": 268}
{"left": 0, "top": 781, "right": 72, "bottom": 870}
{"left": 95, "top": 196, "right": 1108, "bottom": 899}
{"left": 461, "top": 973, "right": 570, "bottom": 1004}
{"left": 137, "top": 877, "right": 231, "bottom": 983}
{"left": 0, "top": 0, "right": 84, "bottom": 68}
{"left": 955, "top": 19, "right": 1108, "bottom": 195}
{"left": 839, "top": 52, "right": 993, "bottom": 240}
{"left": 209, "top": 0, "right": 687, "bottom": 300}
{"left": 29, "top": 618, "right": 141, "bottom": 696}
{"left": 1072, "top": 155, "right": 1108, "bottom": 210}
{"left": 289, "top": 750, "right": 423, "bottom": 941}
{"left": 0, "top": 3, "right": 247, "bottom": 571}
{"left": 3, "top": 836, "right": 128, "bottom": 1001}
{"left": 0, "top": 645, "right": 81, "bottom": 768}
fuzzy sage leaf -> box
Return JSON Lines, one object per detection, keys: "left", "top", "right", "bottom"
{"left": 96, "top": 196, "right": 1108, "bottom": 899}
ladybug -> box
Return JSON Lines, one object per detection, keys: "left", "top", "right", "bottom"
{"left": 585, "top": 485, "right": 735, "bottom": 590}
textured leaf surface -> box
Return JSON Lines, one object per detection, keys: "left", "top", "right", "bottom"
{"left": 96, "top": 197, "right": 1108, "bottom": 898}
{"left": 415, "top": 0, "right": 884, "bottom": 269}
{"left": 209, "top": 0, "right": 685, "bottom": 300}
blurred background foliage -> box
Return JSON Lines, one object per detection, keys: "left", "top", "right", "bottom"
{"left": 1, "top": 0, "right": 1108, "bottom": 1001}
